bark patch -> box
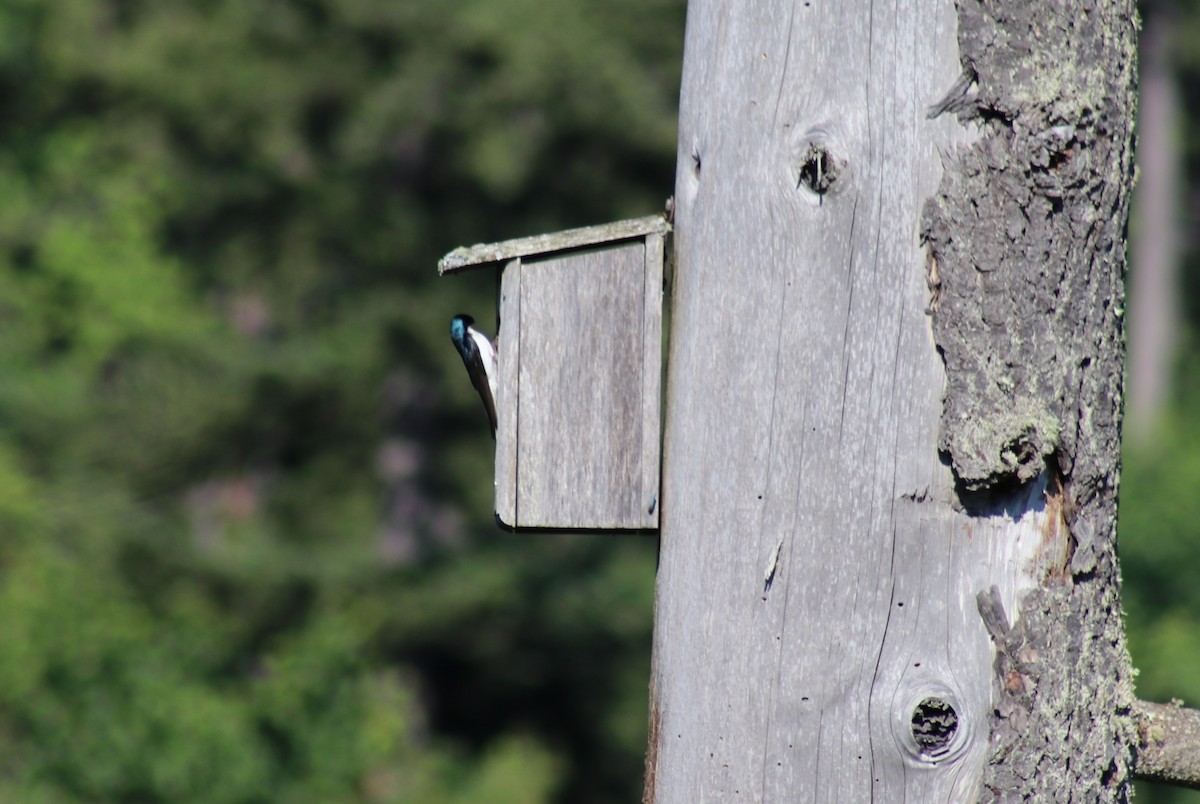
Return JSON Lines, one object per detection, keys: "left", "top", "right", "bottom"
{"left": 921, "top": 0, "right": 1131, "bottom": 497}
{"left": 935, "top": 0, "right": 1139, "bottom": 799}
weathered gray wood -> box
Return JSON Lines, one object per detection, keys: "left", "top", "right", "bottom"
{"left": 438, "top": 215, "right": 670, "bottom": 275}
{"left": 445, "top": 218, "right": 667, "bottom": 530}
{"left": 453, "top": 225, "right": 666, "bottom": 530}
{"left": 646, "top": 0, "right": 1135, "bottom": 801}
{"left": 495, "top": 259, "right": 521, "bottom": 528}
{"left": 499, "top": 242, "right": 659, "bottom": 529}
{"left": 640, "top": 234, "right": 665, "bottom": 523}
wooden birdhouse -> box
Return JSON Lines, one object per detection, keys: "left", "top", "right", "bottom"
{"left": 439, "top": 215, "right": 670, "bottom": 531}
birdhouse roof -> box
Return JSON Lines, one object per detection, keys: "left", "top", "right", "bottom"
{"left": 437, "top": 214, "right": 670, "bottom": 275}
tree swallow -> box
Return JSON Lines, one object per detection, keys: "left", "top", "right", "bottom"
{"left": 450, "top": 314, "right": 498, "bottom": 438}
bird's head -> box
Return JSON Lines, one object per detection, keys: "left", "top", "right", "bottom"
{"left": 450, "top": 314, "right": 475, "bottom": 349}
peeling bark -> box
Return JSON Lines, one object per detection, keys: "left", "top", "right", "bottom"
{"left": 925, "top": 0, "right": 1140, "bottom": 799}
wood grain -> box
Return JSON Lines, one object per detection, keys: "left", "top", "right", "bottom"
{"left": 496, "top": 241, "right": 660, "bottom": 530}
{"left": 439, "top": 215, "right": 670, "bottom": 275}
{"left": 643, "top": 0, "right": 1081, "bottom": 800}
{"left": 495, "top": 258, "right": 521, "bottom": 528}
{"left": 640, "top": 233, "right": 665, "bottom": 525}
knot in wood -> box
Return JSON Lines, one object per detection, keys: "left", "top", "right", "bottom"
{"left": 911, "top": 696, "right": 959, "bottom": 758}
{"left": 796, "top": 142, "right": 841, "bottom": 196}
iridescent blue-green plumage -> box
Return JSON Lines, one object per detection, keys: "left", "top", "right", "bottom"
{"left": 450, "top": 314, "right": 498, "bottom": 437}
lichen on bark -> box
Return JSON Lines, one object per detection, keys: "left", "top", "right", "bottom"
{"left": 922, "top": 0, "right": 1134, "bottom": 505}
{"left": 921, "top": 0, "right": 1139, "bottom": 799}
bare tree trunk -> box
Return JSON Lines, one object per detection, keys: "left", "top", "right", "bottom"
{"left": 645, "top": 0, "right": 1137, "bottom": 801}
{"left": 1127, "top": 8, "right": 1181, "bottom": 442}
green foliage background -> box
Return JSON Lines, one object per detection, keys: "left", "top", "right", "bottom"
{"left": 0, "top": 1, "right": 1196, "bottom": 801}
{"left": 0, "top": 1, "right": 680, "bottom": 801}
{"left": 1122, "top": 3, "right": 1200, "bottom": 801}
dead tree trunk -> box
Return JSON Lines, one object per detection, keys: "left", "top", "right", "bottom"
{"left": 645, "top": 0, "right": 1138, "bottom": 801}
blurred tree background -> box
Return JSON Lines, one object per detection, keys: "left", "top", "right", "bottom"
{"left": 1123, "top": 1, "right": 1200, "bottom": 801}
{"left": 0, "top": 0, "right": 681, "bottom": 801}
{"left": 0, "top": 0, "right": 1197, "bottom": 801}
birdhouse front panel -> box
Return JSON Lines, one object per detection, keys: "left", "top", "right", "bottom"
{"left": 515, "top": 242, "right": 654, "bottom": 528}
